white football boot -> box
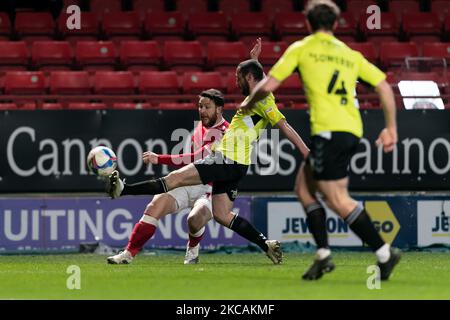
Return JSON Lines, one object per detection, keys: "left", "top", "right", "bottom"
{"left": 184, "top": 244, "right": 200, "bottom": 265}
{"left": 265, "top": 240, "right": 283, "bottom": 264}
{"left": 107, "top": 250, "right": 133, "bottom": 264}
{"left": 107, "top": 170, "right": 124, "bottom": 199}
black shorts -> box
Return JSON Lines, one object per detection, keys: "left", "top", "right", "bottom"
{"left": 308, "top": 132, "right": 360, "bottom": 180}
{"left": 194, "top": 152, "right": 249, "bottom": 201}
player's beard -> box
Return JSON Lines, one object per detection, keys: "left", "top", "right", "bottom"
{"left": 201, "top": 113, "right": 218, "bottom": 128}
{"left": 240, "top": 81, "right": 250, "bottom": 96}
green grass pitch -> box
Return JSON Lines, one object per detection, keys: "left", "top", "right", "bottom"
{"left": 1, "top": 252, "right": 449, "bottom": 300}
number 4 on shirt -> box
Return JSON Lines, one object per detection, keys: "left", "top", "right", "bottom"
{"left": 327, "top": 70, "right": 348, "bottom": 105}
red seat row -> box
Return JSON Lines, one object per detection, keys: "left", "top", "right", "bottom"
{"left": 1, "top": 70, "right": 449, "bottom": 96}
{"left": 0, "top": 70, "right": 307, "bottom": 97}
{"left": 1, "top": 39, "right": 449, "bottom": 72}
{"left": 0, "top": 40, "right": 287, "bottom": 72}
{"left": 1, "top": 9, "right": 449, "bottom": 45}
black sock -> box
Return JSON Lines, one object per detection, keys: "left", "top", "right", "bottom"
{"left": 345, "top": 205, "right": 385, "bottom": 251}
{"left": 121, "top": 178, "right": 168, "bottom": 196}
{"left": 229, "top": 215, "right": 268, "bottom": 252}
{"left": 305, "top": 203, "right": 329, "bottom": 249}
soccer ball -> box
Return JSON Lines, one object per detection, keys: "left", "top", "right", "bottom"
{"left": 87, "top": 146, "right": 117, "bottom": 177}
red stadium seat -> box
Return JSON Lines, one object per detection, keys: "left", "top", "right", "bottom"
{"left": 4, "top": 71, "right": 46, "bottom": 94}
{"left": 188, "top": 13, "right": 229, "bottom": 43}
{"left": 42, "top": 103, "right": 64, "bottom": 110}
{"left": 277, "top": 73, "right": 303, "bottom": 95}
{"left": 218, "top": 0, "right": 251, "bottom": 14}
{"left": 31, "top": 41, "right": 73, "bottom": 70}
{"left": 389, "top": 1, "right": 420, "bottom": 21}
{"left": 335, "top": 12, "right": 357, "bottom": 40}
{"left": 346, "top": 0, "right": 377, "bottom": 21}
{"left": 15, "top": 12, "right": 55, "bottom": 38}
{"left": 347, "top": 42, "right": 378, "bottom": 64}
{"left": 274, "top": 13, "right": 308, "bottom": 44}
{"left": 133, "top": 0, "right": 166, "bottom": 12}
{"left": 50, "top": 71, "right": 91, "bottom": 94}
{"left": 207, "top": 41, "right": 246, "bottom": 73}
{"left": 431, "top": 1, "right": 450, "bottom": 22}
{"left": 90, "top": 0, "right": 122, "bottom": 13}
{"left": 120, "top": 41, "right": 161, "bottom": 71}
{"left": 0, "top": 41, "right": 29, "bottom": 71}
{"left": 422, "top": 42, "right": 450, "bottom": 64}
{"left": 225, "top": 72, "right": 239, "bottom": 94}
{"left": 75, "top": 41, "right": 117, "bottom": 71}
{"left": 258, "top": 41, "right": 288, "bottom": 66}
{"left": 358, "top": 101, "right": 377, "bottom": 109}
{"left": 18, "top": 103, "right": 37, "bottom": 110}
{"left": 67, "top": 102, "right": 107, "bottom": 110}
{"left": 176, "top": 0, "right": 208, "bottom": 14}
{"left": 102, "top": 12, "right": 142, "bottom": 40}
{"left": 231, "top": 13, "right": 272, "bottom": 45}
{"left": 224, "top": 102, "right": 239, "bottom": 110}
{"left": 112, "top": 102, "right": 153, "bottom": 110}
{"left": 139, "top": 71, "right": 180, "bottom": 94}
{"left": 402, "top": 13, "right": 441, "bottom": 42}
{"left": 94, "top": 71, "right": 135, "bottom": 94}
{"left": 360, "top": 12, "right": 399, "bottom": 42}
{"left": 158, "top": 103, "right": 197, "bottom": 110}
{"left": 0, "top": 103, "right": 18, "bottom": 110}
{"left": 58, "top": 12, "right": 99, "bottom": 43}
{"left": 0, "top": 12, "right": 11, "bottom": 37}
{"left": 163, "top": 41, "right": 204, "bottom": 72}
{"left": 379, "top": 42, "right": 419, "bottom": 69}
{"left": 182, "top": 72, "right": 225, "bottom": 94}
{"left": 261, "top": 0, "right": 295, "bottom": 19}
{"left": 145, "top": 12, "right": 186, "bottom": 43}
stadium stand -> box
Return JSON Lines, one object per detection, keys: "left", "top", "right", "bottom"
{"left": 0, "top": 0, "right": 447, "bottom": 110}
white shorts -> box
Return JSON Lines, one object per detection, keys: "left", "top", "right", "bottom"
{"left": 167, "top": 184, "right": 212, "bottom": 214}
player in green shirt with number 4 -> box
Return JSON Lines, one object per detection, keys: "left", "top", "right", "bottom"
{"left": 242, "top": 0, "right": 401, "bottom": 281}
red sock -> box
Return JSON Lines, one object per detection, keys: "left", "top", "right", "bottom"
{"left": 188, "top": 231, "right": 204, "bottom": 248}
{"left": 126, "top": 220, "right": 156, "bottom": 257}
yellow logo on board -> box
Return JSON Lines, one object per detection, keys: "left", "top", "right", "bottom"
{"left": 365, "top": 201, "right": 400, "bottom": 244}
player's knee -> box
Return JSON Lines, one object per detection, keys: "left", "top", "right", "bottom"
{"left": 187, "top": 213, "right": 202, "bottom": 230}
{"left": 144, "top": 195, "right": 168, "bottom": 218}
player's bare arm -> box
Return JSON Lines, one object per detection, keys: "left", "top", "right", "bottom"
{"left": 275, "top": 119, "right": 310, "bottom": 158}
{"left": 375, "top": 80, "right": 398, "bottom": 153}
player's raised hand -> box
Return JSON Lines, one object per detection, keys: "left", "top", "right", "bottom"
{"left": 376, "top": 127, "right": 397, "bottom": 153}
{"left": 250, "top": 38, "right": 262, "bottom": 61}
{"left": 142, "top": 151, "right": 159, "bottom": 164}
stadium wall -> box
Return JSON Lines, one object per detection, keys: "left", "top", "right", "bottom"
{"left": 1, "top": 109, "right": 449, "bottom": 192}
{"left": 0, "top": 195, "right": 449, "bottom": 253}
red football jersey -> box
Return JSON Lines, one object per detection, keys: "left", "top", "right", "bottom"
{"left": 157, "top": 118, "right": 229, "bottom": 167}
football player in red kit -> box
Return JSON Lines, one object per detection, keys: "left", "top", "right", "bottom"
{"left": 107, "top": 89, "right": 229, "bottom": 265}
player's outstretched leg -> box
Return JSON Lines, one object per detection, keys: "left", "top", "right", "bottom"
{"left": 106, "top": 170, "right": 168, "bottom": 199}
